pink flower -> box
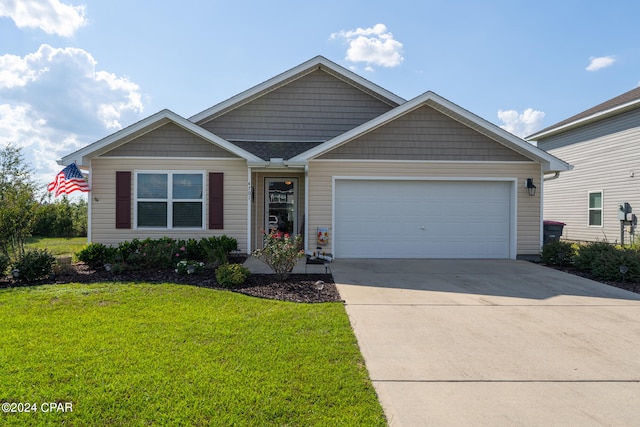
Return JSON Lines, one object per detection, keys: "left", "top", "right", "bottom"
{"left": 175, "top": 253, "right": 180, "bottom": 257}
{"left": 180, "top": 246, "right": 186, "bottom": 252}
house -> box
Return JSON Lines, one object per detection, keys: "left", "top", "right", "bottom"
{"left": 528, "top": 86, "right": 640, "bottom": 244}
{"left": 59, "top": 56, "right": 570, "bottom": 259}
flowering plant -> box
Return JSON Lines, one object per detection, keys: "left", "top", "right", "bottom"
{"left": 252, "top": 230, "right": 304, "bottom": 280}
{"left": 175, "top": 260, "right": 205, "bottom": 275}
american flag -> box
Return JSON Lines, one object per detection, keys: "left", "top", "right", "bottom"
{"left": 48, "top": 163, "right": 90, "bottom": 196}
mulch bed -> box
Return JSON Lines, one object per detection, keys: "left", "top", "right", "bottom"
{"left": 4, "top": 260, "right": 639, "bottom": 302}
{"left": 0, "top": 261, "right": 342, "bottom": 304}
{"left": 546, "top": 264, "right": 640, "bottom": 295}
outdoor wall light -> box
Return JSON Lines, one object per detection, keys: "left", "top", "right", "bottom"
{"left": 526, "top": 178, "right": 537, "bottom": 196}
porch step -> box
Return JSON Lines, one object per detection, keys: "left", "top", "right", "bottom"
{"left": 243, "top": 256, "right": 324, "bottom": 275}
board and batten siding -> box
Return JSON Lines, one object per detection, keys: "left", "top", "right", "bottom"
{"left": 307, "top": 161, "right": 543, "bottom": 257}
{"left": 90, "top": 158, "right": 249, "bottom": 251}
{"left": 200, "top": 69, "right": 395, "bottom": 142}
{"left": 542, "top": 124, "right": 640, "bottom": 243}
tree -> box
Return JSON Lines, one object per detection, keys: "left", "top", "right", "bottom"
{"left": 32, "top": 195, "right": 88, "bottom": 237}
{"left": 0, "top": 145, "right": 37, "bottom": 257}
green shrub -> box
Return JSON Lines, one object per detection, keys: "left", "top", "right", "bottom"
{"left": 12, "top": 249, "right": 55, "bottom": 282}
{"left": 76, "top": 243, "right": 118, "bottom": 267}
{"left": 540, "top": 240, "right": 575, "bottom": 266}
{"left": 0, "top": 253, "right": 10, "bottom": 276}
{"left": 201, "top": 236, "right": 238, "bottom": 265}
{"left": 590, "top": 248, "right": 640, "bottom": 282}
{"left": 219, "top": 235, "right": 238, "bottom": 254}
{"left": 140, "top": 238, "right": 179, "bottom": 269}
{"left": 175, "top": 260, "right": 205, "bottom": 275}
{"left": 79, "top": 236, "right": 239, "bottom": 271}
{"left": 573, "top": 240, "right": 617, "bottom": 271}
{"left": 117, "top": 239, "right": 142, "bottom": 262}
{"left": 215, "top": 263, "right": 251, "bottom": 288}
{"left": 182, "top": 238, "right": 206, "bottom": 262}
{"left": 252, "top": 231, "right": 304, "bottom": 280}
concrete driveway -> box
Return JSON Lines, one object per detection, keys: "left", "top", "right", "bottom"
{"left": 332, "top": 259, "right": 640, "bottom": 426}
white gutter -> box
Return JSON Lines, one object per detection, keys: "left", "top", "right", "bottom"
{"left": 528, "top": 98, "right": 640, "bottom": 140}
{"left": 284, "top": 160, "right": 307, "bottom": 168}
{"left": 247, "top": 161, "right": 270, "bottom": 167}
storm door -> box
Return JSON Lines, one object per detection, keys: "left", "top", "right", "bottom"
{"left": 264, "top": 178, "right": 297, "bottom": 236}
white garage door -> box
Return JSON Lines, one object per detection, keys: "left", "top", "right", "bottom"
{"left": 334, "top": 180, "right": 513, "bottom": 258}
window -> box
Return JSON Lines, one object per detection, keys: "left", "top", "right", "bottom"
{"left": 135, "top": 172, "right": 204, "bottom": 229}
{"left": 588, "top": 191, "right": 602, "bottom": 226}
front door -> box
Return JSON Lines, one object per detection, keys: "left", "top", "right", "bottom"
{"left": 265, "top": 178, "right": 297, "bottom": 236}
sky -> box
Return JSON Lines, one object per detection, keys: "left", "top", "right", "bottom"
{"left": 1, "top": 0, "right": 640, "bottom": 194}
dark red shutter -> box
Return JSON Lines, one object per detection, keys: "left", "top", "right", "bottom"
{"left": 209, "top": 172, "right": 224, "bottom": 229}
{"left": 115, "top": 171, "right": 131, "bottom": 229}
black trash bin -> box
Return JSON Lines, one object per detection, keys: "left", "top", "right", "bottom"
{"left": 543, "top": 220, "right": 565, "bottom": 244}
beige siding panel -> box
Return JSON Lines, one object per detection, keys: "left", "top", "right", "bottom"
{"left": 90, "top": 158, "right": 248, "bottom": 252}
{"left": 202, "top": 70, "right": 394, "bottom": 142}
{"left": 103, "top": 123, "right": 239, "bottom": 158}
{"left": 318, "top": 106, "right": 530, "bottom": 161}
{"left": 308, "top": 161, "right": 542, "bottom": 256}
{"left": 545, "top": 126, "right": 640, "bottom": 243}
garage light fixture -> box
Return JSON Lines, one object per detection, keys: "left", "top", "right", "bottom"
{"left": 526, "top": 178, "right": 537, "bottom": 196}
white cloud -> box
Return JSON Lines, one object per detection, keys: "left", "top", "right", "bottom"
{"left": 586, "top": 56, "right": 616, "bottom": 72}
{"left": 330, "top": 23, "right": 404, "bottom": 69}
{"left": 0, "top": 0, "right": 87, "bottom": 37}
{"left": 498, "top": 108, "right": 546, "bottom": 138}
{"left": 0, "top": 44, "right": 144, "bottom": 189}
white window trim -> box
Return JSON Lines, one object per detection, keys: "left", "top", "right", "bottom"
{"left": 134, "top": 170, "right": 206, "bottom": 230}
{"left": 587, "top": 190, "right": 604, "bottom": 227}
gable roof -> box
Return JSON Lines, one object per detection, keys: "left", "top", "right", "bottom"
{"left": 58, "top": 109, "right": 263, "bottom": 167}
{"left": 527, "top": 86, "right": 640, "bottom": 140}
{"left": 291, "top": 91, "right": 571, "bottom": 172}
{"left": 188, "top": 55, "right": 405, "bottom": 125}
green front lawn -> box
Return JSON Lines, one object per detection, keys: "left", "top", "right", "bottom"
{"left": 0, "top": 283, "right": 385, "bottom": 426}
{"left": 24, "top": 236, "right": 87, "bottom": 260}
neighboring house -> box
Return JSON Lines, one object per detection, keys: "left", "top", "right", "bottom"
{"left": 528, "top": 87, "right": 640, "bottom": 244}
{"left": 59, "top": 56, "right": 569, "bottom": 259}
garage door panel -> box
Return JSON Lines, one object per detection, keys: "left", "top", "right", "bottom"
{"left": 335, "top": 180, "right": 512, "bottom": 259}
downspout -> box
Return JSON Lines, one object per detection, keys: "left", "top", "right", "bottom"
{"left": 539, "top": 171, "right": 560, "bottom": 248}
{"left": 544, "top": 172, "right": 560, "bottom": 181}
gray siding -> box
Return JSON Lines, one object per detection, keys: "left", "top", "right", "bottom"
{"left": 319, "top": 106, "right": 530, "bottom": 161}
{"left": 200, "top": 69, "right": 395, "bottom": 142}
{"left": 103, "top": 123, "right": 239, "bottom": 158}
{"left": 543, "top": 124, "right": 640, "bottom": 243}
{"left": 537, "top": 108, "right": 640, "bottom": 151}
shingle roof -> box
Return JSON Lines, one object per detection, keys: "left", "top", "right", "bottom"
{"left": 230, "top": 141, "right": 325, "bottom": 161}
{"left": 529, "top": 86, "right": 640, "bottom": 139}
